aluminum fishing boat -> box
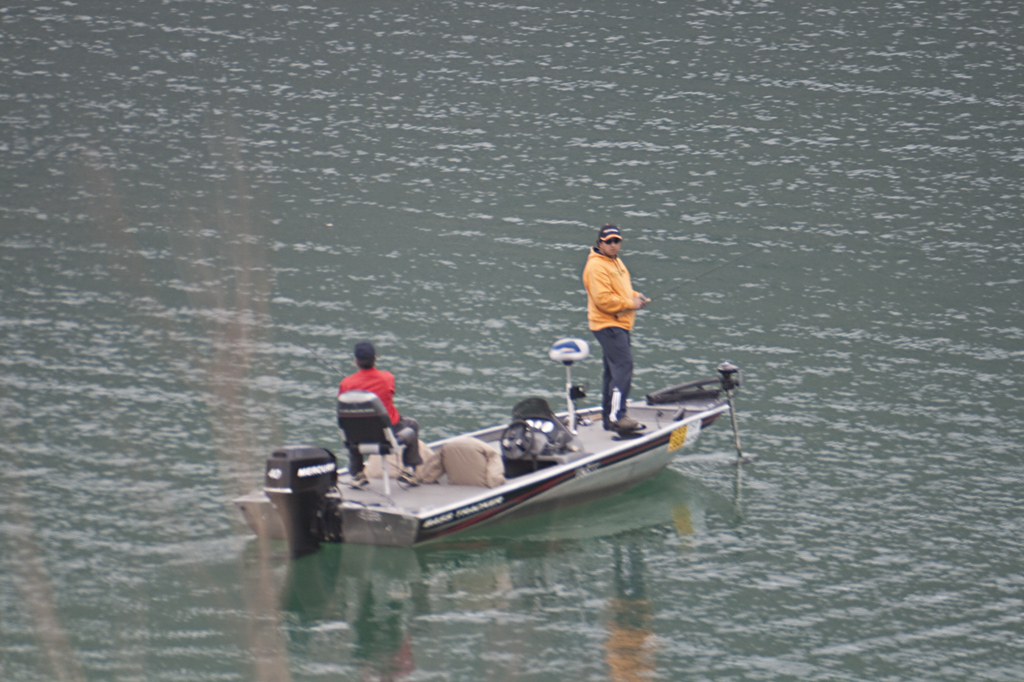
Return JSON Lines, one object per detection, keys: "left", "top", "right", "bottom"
{"left": 234, "top": 339, "right": 746, "bottom": 556}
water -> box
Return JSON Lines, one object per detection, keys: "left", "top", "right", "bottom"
{"left": 2, "top": 0, "right": 1022, "bottom": 680}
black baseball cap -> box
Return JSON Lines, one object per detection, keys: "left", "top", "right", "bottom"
{"left": 598, "top": 224, "right": 622, "bottom": 242}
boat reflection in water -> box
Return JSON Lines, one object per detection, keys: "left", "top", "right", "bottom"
{"left": 259, "top": 468, "right": 743, "bottom": 680}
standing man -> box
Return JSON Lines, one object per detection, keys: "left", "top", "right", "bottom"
{"left": 339, "top": 341, "right": 421, "bottom": 488}
{"left": 582, "top": 224, "right": 650, "bottom": 433}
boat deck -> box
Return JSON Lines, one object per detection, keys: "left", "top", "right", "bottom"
{"left": 337, "top": 401, "right": 703, "bottom": 514}
{"left": 234, "top": 392, "right": 730, "bottom": 544}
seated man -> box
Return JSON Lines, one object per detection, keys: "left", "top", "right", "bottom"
{"left": 338, "top": 341, "right": 421, "bottom": 488}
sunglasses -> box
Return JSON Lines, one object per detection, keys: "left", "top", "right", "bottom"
{"left": 602, "top": 237, "right": 622, "bottom": 244}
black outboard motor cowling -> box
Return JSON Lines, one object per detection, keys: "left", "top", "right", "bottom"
{"left": 264, "top": 446, "right": 340, "bottom": 557}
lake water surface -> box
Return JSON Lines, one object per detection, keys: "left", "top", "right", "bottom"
{"left": 2, "top": 1, "right": 1022, "bottom": 680}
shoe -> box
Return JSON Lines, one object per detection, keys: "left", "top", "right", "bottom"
{"left": 349, "top": 471, "right": 369, "bottom": 490}
{"left": 610, "top": 416, "right": 642, "bottom": 432}
{"left": 398, "top": 469, "right": 420, "bottom": 487}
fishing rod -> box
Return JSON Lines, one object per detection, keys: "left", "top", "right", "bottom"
{"left": 296, "top": 340, "right": 346, "bottom": 378}
{"left": 649, "top": 246, "right": 760, "bottom": 301}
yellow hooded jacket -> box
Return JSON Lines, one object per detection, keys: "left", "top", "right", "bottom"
{"left": 582, "top": 247, "right": 641, "bottom": 331}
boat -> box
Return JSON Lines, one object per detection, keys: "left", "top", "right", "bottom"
{"left": 234, "top": 338, "right": 747, "bottom": 557}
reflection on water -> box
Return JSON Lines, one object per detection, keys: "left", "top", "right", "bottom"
{"left": 605, "top": 543, "right": 655, "bottom": 682}
{"left": 267, "top": 469, "right": 735, "bottom": 680}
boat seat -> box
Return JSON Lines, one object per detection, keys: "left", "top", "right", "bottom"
{"left": 337, "top": 390, "right": 406, "bottom": 491}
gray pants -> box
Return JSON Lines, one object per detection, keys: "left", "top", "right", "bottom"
{"left": 394, "top": 416, "right": 422, "bottom": 468}
{"left": 593, "top": 327, "right": 634, "bottom": 426}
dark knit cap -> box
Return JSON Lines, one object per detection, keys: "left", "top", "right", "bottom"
{"left": 354, "top": 341, "right": 376, "bottom": 361}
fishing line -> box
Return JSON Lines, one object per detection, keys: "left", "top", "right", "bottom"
{"left": 649, "top": 246, "right": 761, "bottom": 301}
{"left": 296, "top": 340, "right": 346, "bottom": 378}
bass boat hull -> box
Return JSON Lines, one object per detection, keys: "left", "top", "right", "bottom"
{"left": 234, "top": 349, "right": 744, "bottom": 555}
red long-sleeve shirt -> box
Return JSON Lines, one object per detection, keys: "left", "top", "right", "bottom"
{"left": 338, "top": 368, "right": 400, "bottom": 425}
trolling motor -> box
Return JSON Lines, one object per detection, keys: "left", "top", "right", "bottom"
{"left": 717, "top": 361, "right": 742, "bottom": 391}
{"left": 716, "top": 362, "right": 752, "bottom": 463}
{"left": 548, "top": 337, "right": 590, "bottom": 433}
{"left": 264, "top": 445, "right": 343, "bottom": 557}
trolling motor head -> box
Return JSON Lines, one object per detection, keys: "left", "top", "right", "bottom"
{"left": 717, "top": 362, "right": 742, "bottom": 391}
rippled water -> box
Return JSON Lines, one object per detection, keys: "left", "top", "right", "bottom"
{"left": 2, "top": 0, "right": 1022, "bottom": 680}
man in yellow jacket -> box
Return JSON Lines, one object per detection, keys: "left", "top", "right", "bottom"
{"left": 582, "top": 224, "right": 650, "bottom": 433}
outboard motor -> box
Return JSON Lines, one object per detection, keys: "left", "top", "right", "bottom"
{"left": 264, "top": 446, "right": 341, "bottom": 558}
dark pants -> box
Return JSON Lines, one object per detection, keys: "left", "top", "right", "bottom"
{"left": 394, "top": 416, "right": 422, "bottom": 468}
{"left": 593, "top": 326, "right": 634, "bottom": 426}
{"left": 348, "top": 416, "right": 422, "bottom": 475}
